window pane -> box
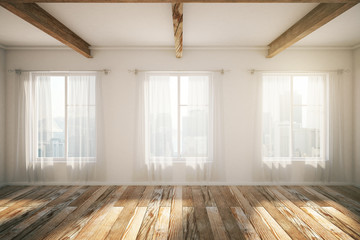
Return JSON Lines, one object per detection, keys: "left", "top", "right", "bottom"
{"left": 37, "top": 76, "right": 65, "bottom": 158}
{"left": 180, "top": 76, "right": 209, "bottom": 106}
{"left": 262, "top": 75, "right": 291, "bottom": 157}
{"left": 67, "top": 75, "right": 96, "bottom": 106}
{"left": 293, "top": 76, "right": 324, "bottom": 106}
{"left": 180, "top": 106, "right": 208, "bottom": 157}
{"left": 292, "top": 106, "right": 322, "bottom": 158}
{"left": 149, "top": 76, "right": 178, "bottom": 157}
{"left": 67, "top": 106, "right": 96, "bottom": 158}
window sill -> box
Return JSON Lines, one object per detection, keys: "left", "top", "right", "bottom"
{"left": 263, "top": 157, "right": 326, "bottom": 162}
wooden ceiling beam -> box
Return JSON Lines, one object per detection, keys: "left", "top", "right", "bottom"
{"left": 172, "top": 3, "right": 183, "bottom": 58}
{"left": 0, "top": 2, "right": 92, "bottom": 58}
{"left": 267, "top": 2, "right": 357, "bottom": 58}
{"left": 0, "top": 0, "right": 359, "bottom": 3}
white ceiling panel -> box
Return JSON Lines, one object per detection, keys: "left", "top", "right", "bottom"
{"left": 0, "top": 3, "right": 359, "bottom": 48}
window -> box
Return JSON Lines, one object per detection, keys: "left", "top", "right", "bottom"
{"left": 146, "top": 73, "right": 211, "bottom": 161}
{"left": 34, "top": 73, "right": 96, "bottom": 161}
{"left": 262, "top": 73, "right": 327, "bottom": 161}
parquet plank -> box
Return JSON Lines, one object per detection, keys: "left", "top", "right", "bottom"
{"left": 106, "top": 186, "right": 146, "bottom": 239}
{"left": 230, "top": 207, "right": 260, "bottom": 240}
{"left": 247, "top": 186, "right": 305, "bottom": 239}
{"left": 201, "top": 186, "right": 216, "bottom": 207}
{"left": 0, "top": 186, "right": 37, "bottom": 206}
{"left": 329, "top": 186, "right": 360, "bottom": 202}
{"left": 255, "top": 206, "right": 292, "bottom": 240}
{"left": 0, "top": 185, "right": 358, "bottom": 240}
{"left": 303, "top": 186, "right": 360, "bottom": 223}
{"left": 0, "top": 207, "right": 53, "bottom": 240}
{"left": 182, "top": 186, "right": 193, "bottom": 207}
{"left": 210, "top": 186, "right": 244, "bottom": 240}
{"left": 122, "top": 207, "right": 147, "bottom": 240}
{"left": 136, "top": 187, "right": 163, "bottom": 240}
{"left": 68, "top": 185, "right": 100, "bottom": 207}
{"left": 317, "top": 186, "right": 360, "bottom": 212}
{"left": 266, "top": 186, "right": 338, "bottom": 240}
{"left": 182, "top": 207, "right": 199, "bottom": 240}
{"left": 168, "top": 186, "right": 183, "bottom": 240}
{"left": 138, "top": 186, "right": 155, "bottom": 207}
{"left": 229, "top": 186, "right": 276, "bottom": 240}
{"left": 5, "top": 186, "right": 86, "bottom": 240}
{"left": 323, "top": 206, "right": 360, "bottom": 236}
{"left": 206, "top": 207, "right": 229, "bottom": 240}
{"left": 152, "top": 207, "right": 171, "bottom": 239}
{"left": 74, "top": 186, "right": 127, "bottom": 240}
{"left": 42, "top": 186, "right": 111, "bottom": 240}
{"left": 301, "top": 206, "right": 352, "bottom": 239}
{"left": 87, "top": 207, "right": 123, "bottom": 240}
{"left": 238, "top": 187, "right": 291, "bottom": 240}
{"left": 281, "top": 186, "right": 360, "bottom": 239}
{"left": 161, "top": 186, "right": 174, "bottom": 207}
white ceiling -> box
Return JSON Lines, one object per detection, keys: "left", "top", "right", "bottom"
{"left": 0, "top": 3, "right": 359, "bottom": 48}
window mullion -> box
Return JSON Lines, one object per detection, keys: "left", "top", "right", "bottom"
{"left": 177, "top": 75, "right": 181, "bottom": 160}
{"left": 65, "top": 75, "right": 68, "bottom": 160}
{"left": 290, "top": 76, "right": 293, "bottom": 158}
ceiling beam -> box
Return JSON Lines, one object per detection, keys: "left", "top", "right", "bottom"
{"left": 172, "top": 3, "right": 183, "bottom": 58}
{"left": 0, "top": 2, "right": 92, "bottom": 58}
{"left": 0, "top": 0, "right": 359, "bottom": 3}
{"left": 267, "top": 2, "right": 357, "bottom": 58}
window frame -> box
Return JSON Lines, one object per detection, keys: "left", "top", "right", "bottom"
{"left": 32, "top": 72, "right": 97, "bottom": 162}
{"left": 146, "top": 72, "right": 212, "bottom": 162}
{"left": 262, "top": 72, "right": 328, "bottom": 162}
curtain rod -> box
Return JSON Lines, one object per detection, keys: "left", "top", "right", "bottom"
{"left": 128, "top": 69, "right": 230, "bottom": 75}
{"left": 248, "top": 69, "right": 350, "bottom": 75}
{"left": 8, "top": 69, "right": 111, "bottom": 75}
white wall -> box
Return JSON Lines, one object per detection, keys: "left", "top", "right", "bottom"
{"left": 353, "top": 47, "right": 360, "bottom": 186}
{"left": 5, "top": 48, "right": 354, "bottom": 184}
{"left": 0, "top": 49, "right": 5, "bottom": 186}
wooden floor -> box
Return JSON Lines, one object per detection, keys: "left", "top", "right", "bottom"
{"left": 0, "top": 186, "right": 360, "bottom": 240}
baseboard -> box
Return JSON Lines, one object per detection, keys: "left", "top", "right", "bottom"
{"left": 5, "top": 181, "right": 353, "bottom": 186}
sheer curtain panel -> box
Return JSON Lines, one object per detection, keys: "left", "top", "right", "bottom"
{"left": 13, "top": 72, "right": 105, "bottom": 183}
{"left": 253, "top": 72, "right": 349, "bottom": 183}
{"left": 135, "top": 72, "right": 225, "bottom": 183}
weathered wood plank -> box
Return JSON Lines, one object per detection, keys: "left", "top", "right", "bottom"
{"left": 90, "top": 207, "right": 123, "bottom": 240}
{"left": 121, "top": 207, "right": 147, "bottom": 240}
{"left": 206, "top": 207, "right": 229, "bottom": 240}
{"left": 266, "top": 186, "right": 338, "bottom": 240}
{"left": 230, "top": 207, "right": 261, "bottom": 240}
{"left": 153, "top": 207, "right": 171, "bottom": 239}
{"left": 329, "top": 186, "right": 360, "bottom": 202}
{"left": 248, "top": 186, "right": 305, "bottom": 239}
{"left": 301, "top": 206, "right": 352, "bottom": 239}
{"left": 161, "top": 186, "right": 174, "bottom": 207}
{"left": 182, "top": 207, "right": 199, "bottom": 240}
{"left": 168, "top": 186, "right": 183, "bottom": 240}
{"left": 136, "top": 187, "right": 163, "bottom": 239}
{"left": 138, "top": 186, "right": 155, "bottom": 207}
{"left": 323, "top": 206, "right": 360, "bottom": 236}
{"left": 43, "top": 186, "right": 113, "bottom": 240}
{"left": 74, "top": 186, "right": 127, "bottom": 240}
{"left": 303, "top": 186, "right": 360, "bottom": 223}
{"left": 230, "top": 186, "right": 277, "bottom": 240}
{"left": 210, "top": 186, "right": 244, "bottom": 240}
{"left": 183, "top": 186, "right": 194, "bottom": 207}
{"left": 281, "top": 186, "right": 360, "bottom": 239}
{"left": 106, "top": 186, "right": 146, "bottom": 239}
{"left": 0, "top": 186, "right": 38, "bottom": 206}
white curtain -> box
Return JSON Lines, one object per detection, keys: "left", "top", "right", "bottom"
{"left": 253, "top": 72, "right": 348, "bottom": 183}
{"left": 14, "top": 72, "right": 105, "bottom": 183}
{"left": 135, "top": 72, "right": 225, "bottom": 183}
